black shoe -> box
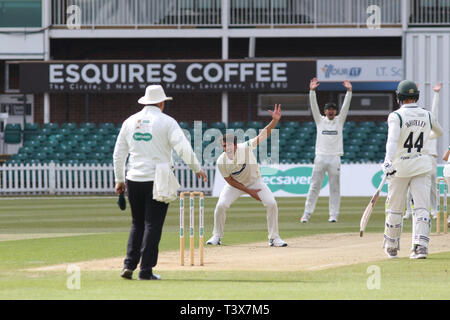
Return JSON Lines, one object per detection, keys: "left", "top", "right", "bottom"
{"left": 120, "top": 269, "right": 133, "bottom": 280}
{"left": 138, "top": 273, "right": 161, "bottom": 281}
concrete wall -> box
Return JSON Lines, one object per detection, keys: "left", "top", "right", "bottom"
{"left": 405, "top": 29, "right": 450, "bottom": 163}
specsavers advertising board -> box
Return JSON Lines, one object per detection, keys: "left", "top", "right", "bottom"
{"left": 212, "top": 164, "right": 446, "bottom": 197}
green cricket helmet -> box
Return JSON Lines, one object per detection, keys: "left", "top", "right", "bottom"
{"left": 396, "top": 80, "right": 420, "bottom": 103}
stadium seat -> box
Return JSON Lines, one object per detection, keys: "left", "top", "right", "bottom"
{"left": 343, "top": 151, "right": 357, "bottom": 161}
{"left": 80, "top": 145, "right": 92, "bottom": 153}
{"left": 34, "top": 152, "right": 47, "bottom": 161}
{"left": 49, "top": 134, "right": 64, "bottom": 142}
{"left": 41, "top": 146, "right": 54, "bottom": 154}
{"left": 60, "top": 128, "right": 72, "bottom": 136}
{"left": 287, "top": 145, "right": 302, "bottom": 153}
{"left": 62, "top": 122, "right": 77, "bottom": 130}
{"left": 346, "top": 145, "right": 360, "bottom": 153}
{"left": 359, "top": 121, "right": 376, "bottom": 128}
{"left": 80, "top": 122, "right": 96, "bottom": 131}
{"left": 41, "top": 127, "right": 54, "bottom": 136}
{"left": 360, "top": 151, "right": 377, "bottom": 162}
{"left": 303, "top": 145, "right": 315, "bottom": 153}
{"left": 98, "top": 123, "right": 115, "bottom": 132}
{"left": 4, "top": 131, "right": 21, "bottom": 144}
{"left": 303, "top": 152, "right": 315, "bottom": 162}
{"left": 5, "top": 123, "right": 21, "bottom": 131}
{"left": 361, "top": 145, "right": 380, "bottom": 153}
{"left": 349, "top": 138, "right": 364, "bottom": 146}
{"left": 373, "top": 133, "right": 387, "bottom": 142}
{"left": 43, "top": 123, "right": 59, "bottom": 133}
{"left": 16, "top": 153, "right": 27, "bottom": 161}
{"left": 23, "top": 123, "right": 40, "bottom": 141}
{"left": 73, "top": 153, "right": 86, "bottom": 161}
{"left": 298, "top": 126, "right": 315, "bottom": 134}
{"left": 81, "top": 140, "right": 97, "bottom": 148}
{"left": 354, "top": 126, "right": 372, "bottom": 134}
{"left": 56, "top": 144, "right": 72, "bottom": 154}
{"left": 77, "top": 127, "right": 91, "bottom": 136}
{"left": 247, "top": 121, "right": 263, "bottom": 130}
{"left": 228, "top": 121, "right": 245, "bottom": 129}
{"left": 64, "top": 140, "right": 78, "bottom": 148}
{"left": 280, "top": 127, "right": 296, "bottom": 136}
{"left": 283, "top": 121, "right": 300, "bottom": 129}
{"left": 374, "top": 126, "right": 388, "bottom": 134}
{"left": 72, "top": 134, "right": 84, "bottom": 143}
{"left": 344, "top": 121, "right": 357, "bottom": 129}
{"left": 354, "top": 132, "right": 368, "bottom": 140}
{"left": 97, "top": 128, "right": 110, "bottom": 136}
{"left": 302, "top": 121, "right": 315, "bottom": 128}
{"left": 279, "top": 132, "right": 292, "bottom": 141}
{"left": 209, "top": 122, "right": 226, "bottom": 131}
{"left": 63, "top": 159, "right": 80, "bottom": 165}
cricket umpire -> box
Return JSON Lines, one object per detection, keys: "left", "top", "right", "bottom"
{"left": 113, "top": 85, "right": 207, "bottom": 280}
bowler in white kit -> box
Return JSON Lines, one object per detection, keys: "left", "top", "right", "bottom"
{"left": 301, "top": 78, "right": 352, "bottom": 223}
{"left": 206, "top": 104, "right": 287, "bottom": 247}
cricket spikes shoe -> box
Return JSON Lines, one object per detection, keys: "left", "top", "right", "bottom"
{"left": 206, "top": 236, "right": 221, "bottom": 245}
{"left": 138, "top": 273, "right": 161, "bottom": 280}
{"left": 328, "top": 215, "right": 338, "bottom": 223}
{"left": 269, "top": 237, "right": 288, "bottom": 247}
{"left": 120, "top": 269, "right": 133, "bottom": 280}
{"left": 410, "top": 245, "right": 428, "bottom": 259}
{"left": 403, "top": 211, "right": 413, "bottom": 220}
{"left": 384, "top": 247, "right": 399, "bottom": 259}
{"left": 301, "top": 212, "right": 311, "bottom": 223}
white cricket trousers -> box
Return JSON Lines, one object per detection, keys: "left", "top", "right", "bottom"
{"left": 406, "top": 157, "right": 437, "bottom": 213}
{"left": 212, "top": 178, "right": 280, "bottom": 240}
{"left": 304, "top": 154, "right": 341, "bottom": 217}
{"left": 385, "top": 172, "right": 431, "bottom": 249}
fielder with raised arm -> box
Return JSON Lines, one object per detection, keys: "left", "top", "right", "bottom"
{"left": 301, "top": 78, "right": 352, "bottom": 223}
{"left": 206, "top": 104, "right": 288, "bottom": 247}
{"left": 403, "top": 83, "right": 442, "bottom": 220}
{"left": 382, "top": 80, "right": 443, "bottom": 260}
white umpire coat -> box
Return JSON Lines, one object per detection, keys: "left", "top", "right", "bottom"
{"left": 113, "top": 105, "right": 201, "bottom": 183}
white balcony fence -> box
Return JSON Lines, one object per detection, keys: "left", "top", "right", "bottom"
{"left": 52, "top": 0, "right": 221, "bottom": 27}
{"left": 0, "top": 163, "right": 216, "bottom": 195}
{"left": 50, "top": 0, "right": 450, "bottom": 28}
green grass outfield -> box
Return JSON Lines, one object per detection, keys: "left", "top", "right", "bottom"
{"left": 0, "top": 196, "right": 449, "bottom": 300}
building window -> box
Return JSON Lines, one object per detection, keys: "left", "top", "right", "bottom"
{"left": 338, "top": 93, "right": 393, "bottom": 115}
{"left": 257, "top": 94, "right": 311, "bottom": 116}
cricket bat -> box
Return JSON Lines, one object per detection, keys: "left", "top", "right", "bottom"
{"left": 360, "top": 174, "right": 388, "bottom": 237}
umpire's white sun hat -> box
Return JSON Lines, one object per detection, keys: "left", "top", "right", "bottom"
{"left": 138, "top": 85, "right": 173, "bottom": 105}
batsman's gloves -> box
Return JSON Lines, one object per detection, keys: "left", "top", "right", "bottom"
{"left": 382, "top": 160, "right": 396, "bottom": 176}
{"left": 117, "top": 192, "right": 126, "bottom": 211}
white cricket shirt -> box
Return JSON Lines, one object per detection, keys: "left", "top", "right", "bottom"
{"left": 310, "top": 90, "right": 352, "bottom": 156}
{"left": 424, "top": 91, "right": 440, "bottom": 157}
{"left": 113, "top": 106, "right": 201, "bottom": 183}
{"left": 217, "top": 137, "right": 260, "bottom": 186}
{"left": 385, "top": 103, "right": 443, "bottom": 178}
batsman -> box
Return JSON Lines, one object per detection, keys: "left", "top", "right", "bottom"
{"left": 382, "top": 80, "right": 443, "bottom": 260}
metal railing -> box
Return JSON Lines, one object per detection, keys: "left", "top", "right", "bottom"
{"left": 50, "top": 0, "right": 450, "bottom": 29}
{"left": 409, "top": 0, "right": 450, "bottom": 25}
{"left": 51, "top": 0, "right": 221, "bottom": 27}
{"left": 229, "top": 0, "right": 401, "bottom": 27}
{"left": 0, "top": 162, "right": 216, "bottom": 195}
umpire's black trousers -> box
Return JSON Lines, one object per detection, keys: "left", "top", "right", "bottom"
{"left": 125, "top": 180, "right": 169, "bottom": 277}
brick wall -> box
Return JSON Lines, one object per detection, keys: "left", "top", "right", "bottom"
{"left": 31, "top": 90, "right": 388, "bottom": 127}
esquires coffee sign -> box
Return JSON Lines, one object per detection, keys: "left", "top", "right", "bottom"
{"left": 19, "top": 60, "right": 314, "bottom": 93}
